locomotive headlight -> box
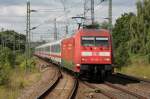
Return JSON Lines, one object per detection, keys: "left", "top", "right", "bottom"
{"left": 76, "top": 64, "right": 80, "bottom": 66}
{"left": 82, "top": 58, "right": 85, "bottom": 61}
{"left": 104, "top": 58, "right": 110, "bottom": 61}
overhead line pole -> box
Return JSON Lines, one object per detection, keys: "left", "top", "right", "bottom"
{"left": 108, "top": 0, "right": 112, "bottom": 33}
{"left": 83, "top": 0, "right": 88, "bottom": 25}
{"left": 29, "top": 1, "right": 31, "bottom": 57}
{"left": 26, "top": 0, "right": 30, "bottom": 72}
{"left": 54, "top": 18, "right": 57, "bottom": 40}
{"left": 13, "top": 32, "right": 16, "bottom": 68}
{"left": 61, "top": 0, "right": 68, "bottom": 37}
{"left": 91, "top": 0, "right": 95, "bottom": 24}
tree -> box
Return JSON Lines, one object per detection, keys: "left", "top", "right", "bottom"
{"left": 112, "top": 13, "right": 134, "bottom": 66}
{"left": 0, "top": 46, "right": 13, "bottom": 85}
{"left": 0, "top": 30, "right": 26, "bottom": 52}
{"left": 130, "top": 0, "right": 150, "bottom": 54}
{"left": 113, "top": 0, "right": 150, "bottom": 66}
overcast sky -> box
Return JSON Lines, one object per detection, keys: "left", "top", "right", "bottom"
{"left": 0, "top": 0, "right": 137, "bottom": 41}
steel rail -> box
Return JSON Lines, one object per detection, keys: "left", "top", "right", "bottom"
{"left": 105, "top": 82, "right": 148, "bottom": 99}
{"left": 67, "top": 78, "right": 78, "bottom": 99}
{"left": 37, "top": 70, "right": 62, "bottom": 99}
{"left": 82, "top": 81, "right": 117, "bottom": 99}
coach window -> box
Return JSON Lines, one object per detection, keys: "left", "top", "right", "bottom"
{"left": 82, "top": 36, "right": 95, "bottom": 46}
{"left": 55, "top": 44, "right": 60, "bottom": 53}
{"left": 51, "top": 45, "right": 54, "bottom": 52}
{"left": 45, "top": 46, "right": 50, "bottom": 52}
{"left": 57, "top": 44, "right": 60, "bottom": 53}
{"left": 95, "top": 37, "right": 109, "bottom": 47}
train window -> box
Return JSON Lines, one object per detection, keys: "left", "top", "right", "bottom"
{"left": 46, "top": 46, "right": 50, "bottom": 52}
{"left": 51, "top": 45, "right": 54, "bottom": 52}
{"left": 51, "top": 44, "right": 61, "bottom": 53}
{"left": 95, "top": 37, "right": 109, "bottom": 46}
{"left": 82, "top": 36, "right": 95, "bottom": 46}
{"left": 56, "top": 44, "right": 61, "bottom": 53}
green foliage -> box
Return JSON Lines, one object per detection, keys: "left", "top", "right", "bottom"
{"left": 113, "top": 13, "right": 135, "bottom": 49}
{"left": 19, "top": 57, "right": 36, "bottom": 72}
{"left": 0, "top": 47, "right": 14, "bottom": 66}
{"left": 0, "top": 64, "right": 11, "bottom": 85}
{"left": 114, "top": 44, "right": 130, "bottom": 67}
{"left": 0, "top": 30, "right": 26, "bottom": 52}
{"left": 113, "top": 13, "right": 134, "bottom": 66}
{"left": 130, "top": 0, "right": 150, "bottom": 54}
{"left": 0, "top": 47, "right": 13, "bottom": 85}
{"left": 0, "top": 45, "right": 36, "bottom": 85}
{"left": 113, "top": 0, "right": 150, "bottom": 67}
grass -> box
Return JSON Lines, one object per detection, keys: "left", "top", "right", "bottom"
{"left": 0, "top": 69, "right": 41, "bottom": 99}
{"left": 116, "top": 54, "right": 150, "bottom": 79}
{"left": 0, "top": 86, "right": 19, "bottom": 99}
{"left": 117, "top": 64, "right": 150, "bottom": 79}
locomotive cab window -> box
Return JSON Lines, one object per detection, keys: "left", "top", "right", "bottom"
{"left": 95, "top": 37, "right": 109, "bottom": 47}
{"left": 81, "top": 36, "right": 109, "bottom": 46}
{"left": 82, "top": 36, "right": 95, "bottom": 46}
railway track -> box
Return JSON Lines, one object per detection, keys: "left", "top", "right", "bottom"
{"left": 80, "top": 81, "right": 116, "bottom": 99}
{"left": 37, "top": 69, "right": 62, "bottom": 99}
{"left": 38, "top": 71, "right": 78, "bottom": 99}
{"left": 34, "top": 57, "right": 150, "bottom": 99}
{"left": 105, "top": 73, "right": 150, "bottom": 99}
{"left": 80, "top": 80, "right": 150, "bottom": 99}
{"left": 104, "top": 82, "right": 148, "bottom": 99}
{"left": 33, "top": 57, "right": 78, "bottom": 99}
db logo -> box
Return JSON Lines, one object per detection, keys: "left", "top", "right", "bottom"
{"left": 93, "top": 52, "right": 99, "bottom": 56}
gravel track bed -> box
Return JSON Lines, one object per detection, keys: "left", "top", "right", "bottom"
{"left": 94, "top": 83, "right": 138, "bottom": 99}
{"left": 75, "top": 81, "right": 109, "bottom": 99}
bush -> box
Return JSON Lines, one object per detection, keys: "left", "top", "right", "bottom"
{"left": 0, "top": 47, "right": 14, "bottom": 67}
{"left": 114, "top": 43, "right": 130, "bottom": 67}
{"left": 19, "top": 57, "right": 36, "bottom": 72}
{"left": 0, "top": 46, "right": 14, "bottom": 85}
{"left": 0, "top": 64, "right": 11, "bottom": 85}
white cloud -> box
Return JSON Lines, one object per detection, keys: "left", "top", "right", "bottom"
{"left": 0, "top": 5, "right": 26, "bottom": 16}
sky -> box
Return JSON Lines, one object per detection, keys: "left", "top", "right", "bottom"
{"left": 0, "top": 0, "right": 137, "bottom": 41}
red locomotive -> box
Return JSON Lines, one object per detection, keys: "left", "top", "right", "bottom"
{"left": 35, "top": 28, "right": 113, "bottom": 80}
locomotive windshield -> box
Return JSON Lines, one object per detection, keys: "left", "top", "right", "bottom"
{"left": 82, "top": 36, "right": 109, "bottom": 46}
{"left": 95, "top": 37, "right": 109, "bottom": 47}
{"left": 82, "top": 37, "right": 95, "bottom": 46}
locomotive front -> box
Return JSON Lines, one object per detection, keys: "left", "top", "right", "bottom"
{"left": 75, "top": 29, "right": 113, "bottom": 80}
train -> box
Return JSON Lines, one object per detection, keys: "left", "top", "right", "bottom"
{"left": 34, "top": 28, "right": 113, "bottom": 81}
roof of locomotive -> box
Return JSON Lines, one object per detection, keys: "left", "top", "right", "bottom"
{"left": 79, "top": 28, "right": 110, "bottom": 34}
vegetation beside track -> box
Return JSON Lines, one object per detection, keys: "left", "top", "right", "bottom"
{"left": 0, "top": 68, "right": 41, "bottom": 99}
{"left": 0, "top": 49, "right": 41, "bottom": 99}
{"left": 116, "top": 55, "right": 150, "bottom": 79}
{"left": 113, "top": 0, "right": 150, "bottom": 66}
{"left": 113, "top": 0, "right": 150, "bottom": 79}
